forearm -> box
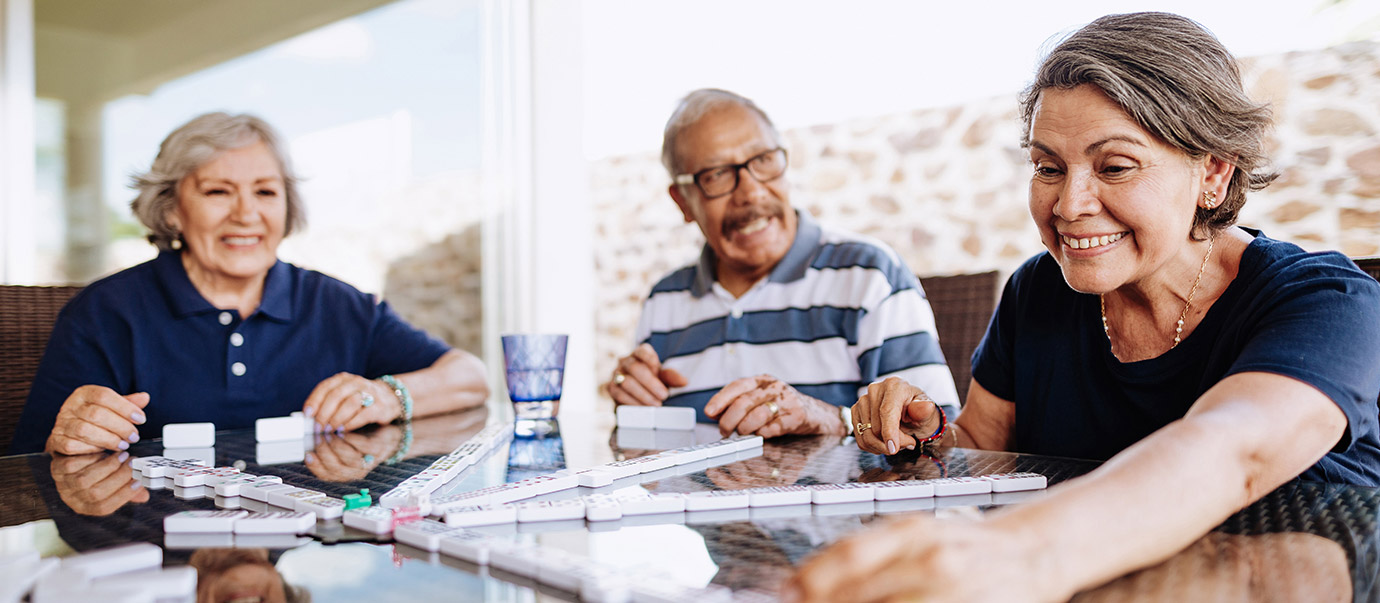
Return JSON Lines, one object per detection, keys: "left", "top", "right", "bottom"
{"left": 985, "top": 375, "right": 1343, "bottom": 600}
{"left": 388, "top": 350, "right": 489, "bottom": 419}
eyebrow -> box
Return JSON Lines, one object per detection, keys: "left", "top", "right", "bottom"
{"left": 694, "top": 145, "right": 774, "bottom": 172}
{"left": 1028, "top": 135, "right": 1147, "bottom": 158}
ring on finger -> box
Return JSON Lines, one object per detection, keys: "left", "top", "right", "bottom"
{"left": 360, "top": 391, "right": 375, "bottom": 407}
{"left": 613, "top": 372, "right": 626, "bottom": 386}
{"left": 765, "top": 401, "right": 780, "bottom": 419}
{"left": 855, "top": 421, "right": 872, "bottom": 436}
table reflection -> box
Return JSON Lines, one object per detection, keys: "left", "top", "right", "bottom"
{"left": 190, "top": 548, "right": 309, "bottom": 603}
{"left": 51, "top": 451, "right": 148, "bottom": 517}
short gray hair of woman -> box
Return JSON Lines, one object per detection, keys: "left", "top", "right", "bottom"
{"left": 1019, "top": 12, "right": 1277, "bottom": 239}
{"left": 130, "top": 112, "right": 305, "bottom": 250}
{"left": 661, "top": 88, "right": 782, "bottom": 179}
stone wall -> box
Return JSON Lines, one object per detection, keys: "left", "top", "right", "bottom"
{"left": 589, "top": 41, "right": 1380, "bottom": 392}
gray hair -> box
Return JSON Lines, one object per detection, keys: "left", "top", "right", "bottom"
{"left": 130, "top": 112, "right": 305, "bottom": 250}
{"left": 661, "top": 88, "right": 781, "bottom": 177}
{"left": 1019, "top": 12, "right": 1277, "bottom": 238}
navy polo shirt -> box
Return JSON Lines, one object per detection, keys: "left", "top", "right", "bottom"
{"left": 10, "top": 251, "right": 450, "bottom": 454}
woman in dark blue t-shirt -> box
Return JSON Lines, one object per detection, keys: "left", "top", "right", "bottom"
{"left": 787, "top": 12, "right": 1380, "bottom": 603}
{"left": 14, "top": 113, "right": 489, "bottom": 456}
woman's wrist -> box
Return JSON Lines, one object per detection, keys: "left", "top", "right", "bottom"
{"left": 378, "top": 375, "right": 413, "bottom": 423}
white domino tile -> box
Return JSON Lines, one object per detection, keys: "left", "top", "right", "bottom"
{"left": 163, "top": 509, "right": 248, "bottom": 533}
{"left": 870, "top": 480, "right": 937, "bottom": 501}
{"left": 255, "top": 415, "right": 304, "bottom": 442}
{"left": 931, "top": 476, "right": 992, "bottom": 496}
{"left": 809, "top": 482, "right": 876, "bottom": 504}
{"left": 618, "top": 492, "right": 686, "bottom": 515}
{"left": 745, "top": 486, "right": 813, "bottom": 507}
{"left": 444, "top": 504, "right": 518, "bottom": 527}
{"left": 295, "top": 495, "right": 346, "bottom": 520}
{"left": 214, "top": 475, "right": 282, "bottom": 498}
{"left": 615, "top": 405, "right": 656, "bottom": 429}
{"left": 161, "top": 422, "right": 215, "bottom": 448}
{"left": 172, "top": 466, "right": 239, "bottom": 488}
{"left": 231, "top": 511, "right": 316, "bottom": 534}
{"left": 91, "top": 565, "right": 197, "bottom": 602}
{"left": 437, "top": 529, "right": 495, "bottom": 564}
{"left": 981, "top": 472, "right": 1048, "bottom": 492}
{"left": 683, "top": 490, "right": 751, "bottom": 511}
{"left": 515, "top": 499, "right": 586, "bottom": 522}
{"left": 393, "top": 519, "right": 463, "bottom": 551}
{"left": 343, "top": 507, "right": 395, "bottom": 534}
{"left": 60, "top": 543, "right": 162, "bottom": 580}
{"left": 583, "top": 494, "right": 623, "bottom": 521}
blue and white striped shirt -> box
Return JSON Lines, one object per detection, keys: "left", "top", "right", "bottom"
{"left": 635, "top": 210, "right": 960, "bottom": 423}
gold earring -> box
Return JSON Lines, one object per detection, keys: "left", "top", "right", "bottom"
{"left": 1202, "top": 191, "right": 1218, "bottom": 209}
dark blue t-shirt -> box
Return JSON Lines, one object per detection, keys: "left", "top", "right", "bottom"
{"left": 9, "top": 251, "right": 450, "bottom": 454}
{"left": 972, "top": 230, "right": 1380, "bottom": 485}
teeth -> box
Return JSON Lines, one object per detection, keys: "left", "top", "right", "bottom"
{"left": 1063, "top": 232, "right": 1124, "bottom": 250}
{"left": 737, "top": 218, "right": 770, "bottom": 236}
{"left": 224, "top": 237, "right": 260, "bottom": 246}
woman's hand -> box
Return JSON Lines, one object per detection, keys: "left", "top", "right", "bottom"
{"left": 303, "top": 373, "right": 401, "bottom": 432}
{"left": 46, "top": 386, "right": 149, "bottom": 455}
{"left": 783, "top": 514, "right": 1041, "bottom": 603}
{"left": 852, "top": 377, "right": 943, "bottom": 455}
{"left": 51, "top": 451, "right": 149, "bottom": 516}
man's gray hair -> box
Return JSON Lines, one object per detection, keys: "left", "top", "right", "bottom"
{"left": 130, "top": 112, "right": 305, "bottom": 250}
{"left": 661, "top": 88, "right": 781, "bottom": 177}
{"left": 1019, "top": 12, "right": 1277, "bottom": 238}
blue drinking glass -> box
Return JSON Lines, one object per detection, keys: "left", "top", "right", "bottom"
{"left": 501, "top": 334, "right": 568, "bottom": 421}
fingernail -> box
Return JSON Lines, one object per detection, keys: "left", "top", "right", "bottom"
{"left": 887, "top": 440, "right": 897, "bottom": 455}
{"left": 906, "top": 444, "right": 915, "bottom": 451}
{"left": 117, "top": 451, "right": 129, "bottom": 463}
{"left": 117, "top": 441, "right": 129, "bottom": 451}
{"left": 305, "top": 452, "right": 316, "bottom": 464}
{"left": 128, "top": 432, "right": 140, "bottom": 443}
{"left": 335, "top": 426, "right": 344, "bottom": 434}
{"left": 130, "top": 479, "right": 141, "bottom": 489}
{"left": 130, "top": 411, "right": 146, "bottom": 424}
{"left": 304, "top": 407, "right": 315, "bottom": 418}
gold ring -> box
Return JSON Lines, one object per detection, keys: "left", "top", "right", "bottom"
{"left": 613, "top": 372, "right": 626, "bottom": 386}
{"left": 766, "top": 401, "right": 780, "bottom": 418}
{"left": 855, "top": 421, "right": 872, "bottom": 435}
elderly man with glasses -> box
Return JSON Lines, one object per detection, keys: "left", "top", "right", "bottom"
{"left": 607, "top": 88, "right": 959, "bottom": 444}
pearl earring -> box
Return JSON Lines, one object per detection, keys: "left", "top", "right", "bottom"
{"left": 1202, "top": 191, "right": 1218, "bottom": 209}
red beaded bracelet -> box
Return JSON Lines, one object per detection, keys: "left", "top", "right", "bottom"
{"left": 917, "top": 401, "right": 948, "bottom": 447}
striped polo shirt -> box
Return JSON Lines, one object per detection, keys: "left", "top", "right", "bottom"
{"left": 634, "top": 210, "right": 960, "bottom": 423}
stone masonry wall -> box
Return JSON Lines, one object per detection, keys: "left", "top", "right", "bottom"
{"left": 589, "top": 41, "right": 1380, "bottom": 395}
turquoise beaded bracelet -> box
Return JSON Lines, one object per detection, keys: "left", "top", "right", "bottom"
{"left": 379, "top": 374, "right": 413, "bottom": 424}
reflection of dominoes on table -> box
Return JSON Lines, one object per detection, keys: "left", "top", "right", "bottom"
{"left": 13, "top": 543, "right": 197, "bottom": 603}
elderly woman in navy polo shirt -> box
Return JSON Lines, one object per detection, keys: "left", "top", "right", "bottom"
{"left": 11, "top": 112, "right": 489, "bottom": 455}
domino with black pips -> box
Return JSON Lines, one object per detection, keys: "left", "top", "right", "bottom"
{"left": 163, "top": 509, "right": 248, "bottom": 533}
{"left": 437, "top": 529, "right": 495, "bottom": 564}
{"left": 295, "top": 495, "right": 346, "bottom": 520}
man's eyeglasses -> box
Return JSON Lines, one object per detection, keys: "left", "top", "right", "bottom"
{"left": 674, "top": 148, "right": 789, "bottom": 198}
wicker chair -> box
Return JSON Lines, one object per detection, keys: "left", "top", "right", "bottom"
{"left": 0, "top": 285, "right": 83, "bottom": 453}
{"left": 1353, "top": 257, "right": 1380, "bottom": 283}
{"left": 917, "top": 271, "right": 1000, "bottom": 405}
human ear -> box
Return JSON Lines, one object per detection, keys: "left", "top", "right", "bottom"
{"left": 1200, "top": 155, "right": 1236, "bottom": 208}
{"left": 668, "top": 184, "right": 697, "bottom": 224}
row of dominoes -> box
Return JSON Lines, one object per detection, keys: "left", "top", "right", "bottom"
{"left": 435, "top": 473, "right": 1046, "bottom": 527}
{"left": 393, "top": 520, "right": 733, "bottom": 603}
{"left": 377, "top": 423, "right": 515, "bottom": 508}
{"left": 132, "top": 455, "right": 354, "bottom": 525}
{"left": 164, "top": 509, "right": 316, "bottom": 534}
{"left": 3, "top": 543, "right": 196, "bottom": 603}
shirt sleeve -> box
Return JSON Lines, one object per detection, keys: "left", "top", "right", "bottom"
{"left": 854, "top": 267, "right": 960, "bottom": 415}
{"left": 9, "top": 294, "right": 129, "bottom": 454}
{"left": 1224, "top": 257, "right": 1380, "bottom": 453}
{"left": 362, "top": 299, "right": 451, "bottom": 378}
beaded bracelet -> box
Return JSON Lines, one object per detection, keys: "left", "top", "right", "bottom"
{"left": 379, "top": 374, "right": 414, "bottom": 424}
{"left": 917, "top": 401, "right": 948, "bottom": 447}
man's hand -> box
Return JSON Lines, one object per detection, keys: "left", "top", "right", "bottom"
{"left": 704, "top": 375, "right": 847, "bottom": 438}
{"left": 47, "top": 386, "right": 149, "bottom": 455}
{"left": 607, "top": 343, "right": 688, "bottom": 406}
{"left": 51, "top": 451, "right": 149, "bottom": 516}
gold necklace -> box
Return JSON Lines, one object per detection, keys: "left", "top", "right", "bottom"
{"left": 1100, "top": 234, "right": 1215, "bottom": 356}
